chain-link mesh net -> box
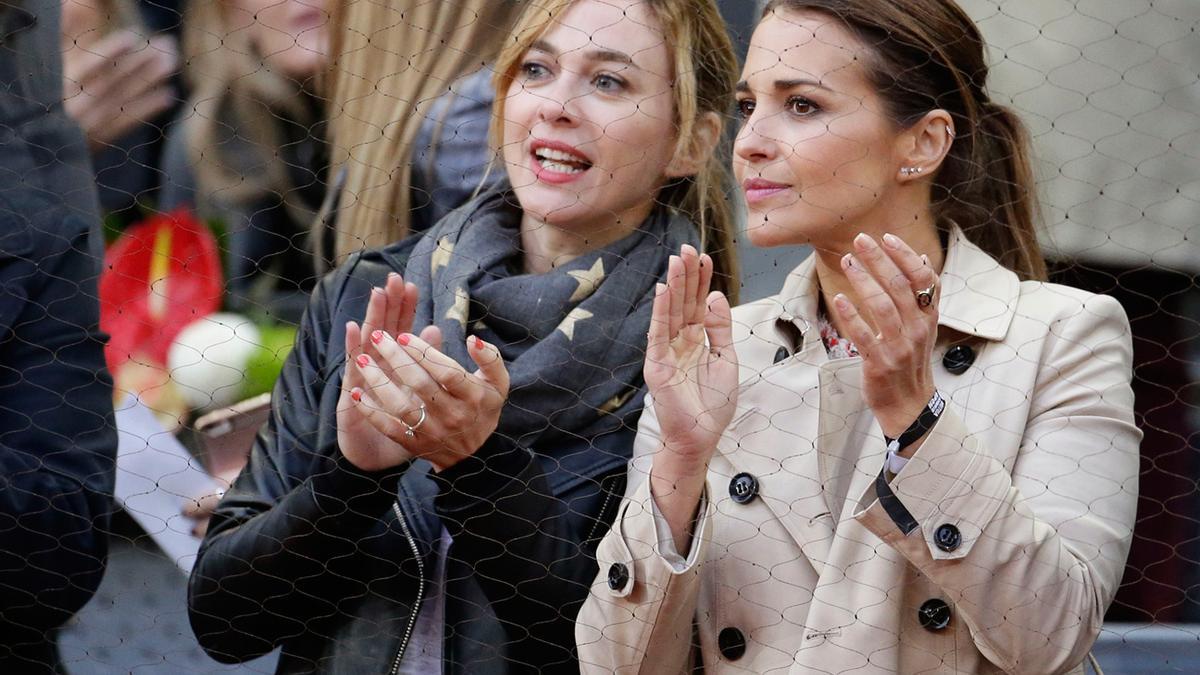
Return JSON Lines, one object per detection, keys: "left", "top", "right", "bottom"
{"left": 0, "top": 0, "right": 1194, "bottom": 671}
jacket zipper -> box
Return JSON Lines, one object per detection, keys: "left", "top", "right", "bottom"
{"left": 389, "top": 500, "right": 426, "bottom": 675}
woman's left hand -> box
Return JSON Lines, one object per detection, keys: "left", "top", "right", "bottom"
{"left": 352, "top": 331, "right": 510, "bottom": 471}
{"left": 832, "top": 232, "right": 941, "bottom": 446}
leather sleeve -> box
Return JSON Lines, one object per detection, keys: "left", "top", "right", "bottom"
{"left": 433, "top": 429, "right": 631, "bottom": 671}
{"left": 187, "top": 247, "right": 413, "bottom": 663}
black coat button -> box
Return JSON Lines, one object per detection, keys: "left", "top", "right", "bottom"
{"left": 718, "top": 626, "right": 746, "bottom": 660}
{"left": 773, "top": 346, "right": 790, "bottom": 363}
{"left": 729, "top": 472, "right": 759, "bottom": 504}
{"left": 607, "top": 562, "right": 629, "bottom": 591}
{"left": 934, "top": 523, "right": 962, "bottom": 552}
{"left": 942, "top": 344, "right": 975, "bottom": 375}
{"left": 918, "top": 599, "right": 952, "bottom": 631}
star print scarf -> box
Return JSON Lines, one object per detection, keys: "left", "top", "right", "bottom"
{"left": 405, "top": 187, "right": 698, "bottom": 448}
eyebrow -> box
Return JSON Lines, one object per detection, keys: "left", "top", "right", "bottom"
{"left": 735, "top": 78, "right": 831, "bottom": 93}
{"left": 530, "top": 39, "right": 636, "bottom": 68}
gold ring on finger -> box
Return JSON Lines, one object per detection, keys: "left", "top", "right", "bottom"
{"left": 915, "top": 282, "right": 937, "bottom": 309}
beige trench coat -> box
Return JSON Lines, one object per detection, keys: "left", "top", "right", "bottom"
{"left": 576, "top": 229, "right": 1140, "bottom": 674}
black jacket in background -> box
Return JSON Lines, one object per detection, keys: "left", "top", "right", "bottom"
{"left": 188, "top": 237, "right": 632, "bottom": 674}
{"left": 0, "top": 1, "right": 118, "bottom": 672}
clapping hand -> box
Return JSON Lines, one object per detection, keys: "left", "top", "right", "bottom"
{"left": 644, "top": 245, "right": 738, "bottom": 550}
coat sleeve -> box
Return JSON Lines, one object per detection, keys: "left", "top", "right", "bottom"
{"left": 574, "top": 395, "right": 713, "bottom": 675}
{"left": 187, "top": 260, "right": 407, "bottom": 663}
{"left": 0, "top": 211, "right": 117, "bottom": 637}
{"left": 431, "top": 426, "right": 631, "bottom": 671}
{"left": 854, "top": 292, "right": 1140, "bottom": 674}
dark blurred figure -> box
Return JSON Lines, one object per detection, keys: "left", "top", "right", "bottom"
{"left": 0, "top": 0, "right": 119, "bottom": 671}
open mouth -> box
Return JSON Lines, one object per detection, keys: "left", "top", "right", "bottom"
{"left": 531, "top": 141, "right": 593, "bottom": 177}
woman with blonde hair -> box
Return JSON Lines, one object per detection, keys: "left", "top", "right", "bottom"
{"left": 577, "top": 0, "right": 1140, "bottom": 672}
{"left": 187, "top": 0, "right": 739, "bottom": 672}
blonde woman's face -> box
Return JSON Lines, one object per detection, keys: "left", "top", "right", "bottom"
{"left": 229, "top": 0, "right": 329, "bottom": 80}
{"left": 500, "top": 0, "right": 684, "bottom": 236}
{"left": 734, "top": 10, "right": 905, "bottom": 249}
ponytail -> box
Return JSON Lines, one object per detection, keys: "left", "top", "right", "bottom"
{"left": 941, "top": 101, "right": 1047, "bottom": 281}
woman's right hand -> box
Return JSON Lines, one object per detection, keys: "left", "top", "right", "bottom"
{"left": 337, "top": 273, "right": 421, "bottom": 472}
{"left": 644, "top": 245, "right": 738, "bottom": 550}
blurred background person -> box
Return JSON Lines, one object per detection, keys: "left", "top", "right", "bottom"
{"left": 0, "top": 1, "right": 118, "bottom": 671}
{"left": 317, "top": 0, "right": 524, "bottom": 265}
{"left": 960, "top": 0, "right": 1200, "bottom": 624}
{"left": 60, "top": 0, "right": 180, "bottom": 226}
{"left": 159, "top": 0, "right": 331, "bottom": 324}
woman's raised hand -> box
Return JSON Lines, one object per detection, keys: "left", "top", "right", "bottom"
{"left": 832, "top": 233, "right": 940, "bottom": 447}
{"left": 350, "top": 328, "right": 510, "bottom": 473}
{"left": 644, "top": 245, "right": 738, "bottom": 548}
{"left": 338, "top": 273, "right": 421, "bottom": 472}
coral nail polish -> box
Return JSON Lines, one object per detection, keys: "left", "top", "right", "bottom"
{"left": 350, "top": 388, "right": 362, "bottom": 402}
{"left": 356, "top": 354, "right": 369, "bottom": 368}
{"left": 397, "top": 333, "right": 411, "bottom": 346}
{"left": 371, "top": 330, "right": 384, "bottom": 344}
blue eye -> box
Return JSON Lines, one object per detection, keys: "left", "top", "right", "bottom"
{"left": 787, "top": 96, "right": 819, "bottom": 116}
{"left": 593, "top": 73, "right": 625, "bottom": 92}
{"left": 520, "top": 61, "right": 550, "bottom": 80}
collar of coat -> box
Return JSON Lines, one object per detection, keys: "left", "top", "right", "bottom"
{"left": 772, "top": 225, "right": 1021, "bottom": 346}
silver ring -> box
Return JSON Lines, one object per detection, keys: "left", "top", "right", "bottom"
{"left": 402, "top": 404, "right": 427, "bottom": 438}
{"left": 915, "top": 282, "right": 937, "bottom": 308}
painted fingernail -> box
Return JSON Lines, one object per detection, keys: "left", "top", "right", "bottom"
{"left": 397, "top": 333, "right": 411, "bottom": 346}
{"left": 882, "top": 233, "right": 900, "bottom": 249}
{"left": 371, "top": 330, "right": 384, "bottom": 344}
{"left": 356, "top": 354, "right": 370, "bottom": 368}
{"left": 854, "top": 232, "right": 873, "bottom": 248}
{"left": 350, "top": 387, "right": 363, "bottom": 402}
{"left": 470, "top": 335, "right": 483, "bottom": 350}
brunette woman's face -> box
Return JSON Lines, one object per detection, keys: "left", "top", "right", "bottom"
{"left": 500, "top": 0, "right": 684, "bottom": 236}
{"left": 228, "top": 0, "right": 329, "bottom": 80}
{"left": 734, "top": 9, "right": 905, "bottom": 249}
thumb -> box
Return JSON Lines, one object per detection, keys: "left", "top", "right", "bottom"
{"left": 467, "top": 335, "right": 509, "bottom": 397}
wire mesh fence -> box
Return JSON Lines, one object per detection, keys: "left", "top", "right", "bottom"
{"left": 1, "top": 0, "right": 1196, "bottom": 672}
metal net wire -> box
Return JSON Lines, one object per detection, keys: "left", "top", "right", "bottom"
{"left": 0, "top": 0, "right": 1195, "bottom": 672}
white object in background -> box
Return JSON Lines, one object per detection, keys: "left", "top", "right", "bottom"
{"left": 114, "top": 394, "right": 221, "bottom": 573}
{"left": 167, "top": 312, "right": 261, "bottom": 411}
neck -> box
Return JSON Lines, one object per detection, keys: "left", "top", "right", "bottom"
{"left": 812, "top": 205, "right": 946, "bottom": 337}
{"left": 519, "top": 205, "right": 653, "bottom": 275}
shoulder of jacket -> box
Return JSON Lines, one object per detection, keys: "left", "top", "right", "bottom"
{"left": 1011, "top": 280, "right": 1130, "bottom": 340}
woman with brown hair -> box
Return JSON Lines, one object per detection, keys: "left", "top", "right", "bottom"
{"left": 187, "top": 0, "right": 739, "bottom": 672}
{"left": 576, "top": 1, "right": 1140, "bottom": 673}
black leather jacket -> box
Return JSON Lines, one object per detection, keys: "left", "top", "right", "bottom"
{"left": 188, "top": 238, "right": 632, "bottom": 674}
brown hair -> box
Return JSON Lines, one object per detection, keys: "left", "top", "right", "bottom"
{"left": 765, "top": 0, "right": 1047, "bottom": 281}
{"left": 490, "top": 0, "right": 741, "bottom": 300}
{"left": 321, "top": 0, "right": 524, "bottom": 265}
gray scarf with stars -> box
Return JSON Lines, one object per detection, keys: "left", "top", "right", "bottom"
{"left": 405, "top": 187, "right": 698, "bottom": 448}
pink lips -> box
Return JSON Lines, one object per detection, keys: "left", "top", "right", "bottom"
{"left": 742, "top": 178, "right": 791, "bottom": 205}
{"left": 530, "top": 139, "right": 593, "bottom": 185}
